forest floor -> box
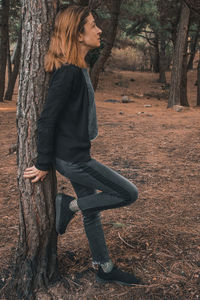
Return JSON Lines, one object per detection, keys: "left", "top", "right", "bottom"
{"left": 0, "top": 68, "right": 200, "bottom": 300}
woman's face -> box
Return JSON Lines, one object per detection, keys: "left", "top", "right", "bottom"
{"left": 78, "top": 13, "right": 102, "bottom": 49}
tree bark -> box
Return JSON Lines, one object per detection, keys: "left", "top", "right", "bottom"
{"left": 158, "top": 37, "right": 166, "bottom": 83}
{"left": 168, "top": 1, "right": 190, "bottom": 108}
{"left": 197, "top": 53, "right": 200, "bottom": 106}
{"left": 4, "top": 24, "right": 22, "bottom": 100}
{"left": 180, "top": 31, "right": 190, "bottom": 106}
{"left": 0, "top": 0, "right": 10, "bottom": 102}
{"left": 8, "top": 1, "right": 60, "bottom": 299}
{"left": 187, "top": 22, "right": 200, "bottom": 70}
{"left": 90, "top": 0, "right": 122, "bottom": 90}
{"left": 153, "top": 35, "right": 160, "bottom": 73}
{"left": 7, "top": 32, "right": 12, "bottom": 83}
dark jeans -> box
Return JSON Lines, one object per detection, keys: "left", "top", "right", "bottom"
{"left": 55, "top": 157, "right": 138, "bottom": 265}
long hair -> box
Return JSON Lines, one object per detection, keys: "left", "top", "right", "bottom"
{"left": 44, "top": 5, "right": 92, "bottom": 72}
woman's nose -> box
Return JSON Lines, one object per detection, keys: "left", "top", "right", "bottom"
{"left": 98, "top": 27, "right": 102, "bottom": 34}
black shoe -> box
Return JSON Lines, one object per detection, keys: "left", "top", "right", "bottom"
{"left": 96, "top": 265, "right": 141, "bottom": 286}
{"left": 55, "top": 193, "right": 76, "bottom": 235}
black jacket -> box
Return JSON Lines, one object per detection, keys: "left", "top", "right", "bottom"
{"left": 35, "top": 63, "right": 91, "bottom": 171}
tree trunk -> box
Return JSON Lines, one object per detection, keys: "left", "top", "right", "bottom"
{"left": 90, "top": 0, "right": 122, "bottom": 90}
{"left": 157, "top": 0, "right": 167, "bottom": 83}
{"left": 7, "top": 1, "right": 60, "bottom": 299}
{"left": 158, "top": 38, "right": 166, "bottom": 83}
{"left": 187, "top": 22, "right": 200, "bottom": 70}
{"left": 153, "top": 35, "right": 160, "bottom": 73}
{"left": 7, "top": 33, "right": 12, "bottom": 84}
{"left": 197, "top": 54, "right": 200, "bottom": 106}
{"left": 168, "top": 1, "right": 190, "bottom": 108}
{"left": 0, "top": 0, "right": 10, "bottom": 102}
{"left": 4, "top": 24, "right": 22, "bottom": 101}
{"left": 180, "top": 31, "right": 189, "bottom": 106}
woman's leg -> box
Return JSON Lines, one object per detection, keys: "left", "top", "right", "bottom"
{"left": 70, "top": 180, "right": 113, "bottom": 267}
{"left": 55, "top": 157, "right": 138, "bottom": 213}
{"left": 55, "top": 158, "right": 141, "bottom": 284}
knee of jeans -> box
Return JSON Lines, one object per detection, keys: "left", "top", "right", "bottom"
{"left": 125, "top": 185, "right": 138, "bottom": 204}
{"left": 82, "top": 211, "right": 101, "bottom": 225}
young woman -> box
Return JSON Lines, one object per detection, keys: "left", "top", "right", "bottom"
{"left": 23, "top": 5, "right": 141, "bottom": 286}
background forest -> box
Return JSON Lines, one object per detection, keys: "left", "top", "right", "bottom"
{"left": 1, "top": 0, "right": 200, "bottom": 106}
{"left": 0, "top": 0, "right": 200, "bottom": 299}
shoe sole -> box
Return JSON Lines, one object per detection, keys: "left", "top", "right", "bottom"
{"left": 55, "top": 194, "right": 75, "bottom": 235}
{"left": 96, "top": 275, "right": 140, "bottom": 286}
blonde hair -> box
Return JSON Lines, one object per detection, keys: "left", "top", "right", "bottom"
{"left": 44, "top": 5, "right": 92, "bottom": 72}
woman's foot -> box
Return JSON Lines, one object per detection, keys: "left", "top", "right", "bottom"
{"left": 55, "top": 193, "right": 76, "bottom": 234}
{"left": 96, "top": 264, "right": 141, "bottom": 286}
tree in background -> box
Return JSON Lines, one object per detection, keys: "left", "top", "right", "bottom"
{"left": 0, "top": 0, "right": 10, "bottom": 102}
{"left": 118, "top": 0, "right": 181, "bottom": 77}
{"left": 197, "top": 51, "right": 200, "bottom": 106}
{"left": 168, "top": 1, "right": 190, "bottom": 108}
{"left": 119, "top": 0, "right": 160, "bottom": 72}
{"left": 187, "top": 20, "right": 200, "bottom": 70}
{"left": 0, "top": 0, "right": 22, "bottom": 102}
{"left": 4, "top": 0, "right": 21, "bottom": 100}
{"left": 183, "top": 0, "right": 200, "bottom": 106}
{"left": 4, "top": 21, "right": 21, "bottom": 100}
{"left": 90, "top": 0, "right": 123, "bottom": 90}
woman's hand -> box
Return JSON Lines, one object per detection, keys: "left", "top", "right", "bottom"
{"left": 23, "top": 165, "right": 48, "bottom": 183}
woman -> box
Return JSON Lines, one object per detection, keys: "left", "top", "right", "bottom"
{"left": 23, "top": 5, "right": 141, "bottom": 286}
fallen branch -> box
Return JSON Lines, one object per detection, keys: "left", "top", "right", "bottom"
{"left": 118, "top": 232, "right": 135, "bottom": 249}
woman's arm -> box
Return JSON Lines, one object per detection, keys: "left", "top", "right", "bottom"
{"left": 35, "top": 64, "right": 77, "bottom": 171}
{"left": 23, "top": 64, "right": 77, "bottom": 181}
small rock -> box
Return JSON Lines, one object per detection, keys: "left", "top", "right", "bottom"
{"left": 144, "top": 104, "right": 152, "bottom": 107}
{"left": 130, "top": 78, "right": 135, "bottom": 82}
{"left": 173, "top": 105, "right": 183, "bottom": 112}
{"left": 121, "top": 95, "right": 134, "bottom": 103}
{"left": 131, "top": 93, "right": 143, "bottom": 98}
{"left": 122, "top": 95, "right": 129, "bottom": 101}
{"left": 146, "top": 114, "right": 153, "bottom": 117}
{"left": 119, "top": 111, "right": 124, "bottom": 115}
{"left": 137, "top": 112, "right": 144, "bottom": 115}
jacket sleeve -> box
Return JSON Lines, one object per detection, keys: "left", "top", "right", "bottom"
{"left": 35, "top": 64, "right": 75, "bottom": 171}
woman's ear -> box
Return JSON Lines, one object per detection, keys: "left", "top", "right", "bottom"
{"left": 78, "top": 32, "right": 83, "bottom": 43}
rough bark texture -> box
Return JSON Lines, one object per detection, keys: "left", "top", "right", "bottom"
{"left": 9, "top": 1, "right": 60, "bottom": 299}
{"left": 0, "top": 0, "right": 9, "bottom": 102}
{"left": 197, "top": 55, "right": 200, "bottom": 106}
{"left": 7, "top": 33, "right": 12, "bottom": 83}
{"left": 90, "top": 0, "right": 122, "bottom": 90}
{"left": 153, "top": 35, "right": 160, "bottom": 73}
{"left": 158, "top": 38, "right": 166, "bottom": 83}
{"left": 5, "top": 25, "right": 22, "bottom": 100}
{"left": 168, "top": 1, "right": 190, "bottom": 108}
{"left": 180, "top": 31, "right": 189, "bottom": 106}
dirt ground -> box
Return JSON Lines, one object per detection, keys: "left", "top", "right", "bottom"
{"left": 0, "top": 68, "right": 200, "bottom": 300}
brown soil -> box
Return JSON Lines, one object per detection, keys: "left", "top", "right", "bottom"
{"left": 0, "top": 69, "right": 200, "bottom": 300}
